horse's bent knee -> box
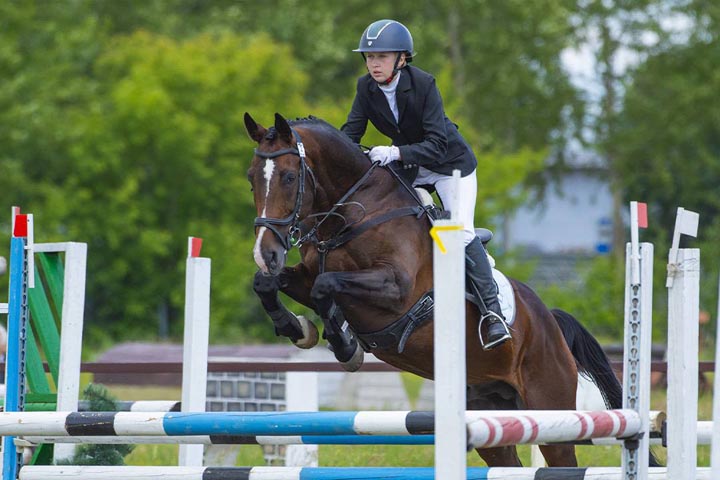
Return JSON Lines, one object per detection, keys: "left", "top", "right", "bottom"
{"left": 310, "top": 274, "right": 337, "bottom": 301}
{"left": 253, "top": 270, "right": 279, "bottom": 295}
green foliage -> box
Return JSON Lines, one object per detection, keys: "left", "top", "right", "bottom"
{"left": 612, "top": 32, "right": 720, "bottom": 325}
{"left": 614, "top": 38, "right": 720, "bottom": 236}
{"left": 535, "top": 256, "right": 626, "bottom": 339}
{"left": 473, "top": 148, "right": 548, "bottom": 228}
{"left": 69, "top": 31, "right": 310, "bottom": 343}
{"left": 0, "top": 17, "right": 313, "bottom": 346}
{"left": 56, "top": 384, "right": 134, "bottom": 466}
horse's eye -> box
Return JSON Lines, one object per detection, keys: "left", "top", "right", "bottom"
{"left": 283, "top": 172, "right": 297, "bottom": 186}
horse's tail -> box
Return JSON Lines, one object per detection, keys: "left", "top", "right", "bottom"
{"left": 551, "top": 308, "right": 622, "bottom": 409}
{"left": 551, "top": 307, "right": 661, "bottom": 467}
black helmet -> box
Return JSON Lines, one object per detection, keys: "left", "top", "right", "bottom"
{"left": 354, "top": 19, "right": 414, "bottom": 62}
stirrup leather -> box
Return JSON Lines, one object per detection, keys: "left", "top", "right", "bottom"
{"left": 478, "top": 311, "right": 511, "bottom": 350}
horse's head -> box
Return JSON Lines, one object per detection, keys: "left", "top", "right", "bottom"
{"left": 245, "top": 112, "right": 313, "bottom": 275}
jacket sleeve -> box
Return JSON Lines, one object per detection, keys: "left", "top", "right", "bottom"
{"left": 397, "top": 78, "right": 448, "bottom": 168}
{"left": 340, "top": 79, "right": 368, "bottom": 143}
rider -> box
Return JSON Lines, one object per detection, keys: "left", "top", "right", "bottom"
{"left": 341, "top": 19, "right": 511, "bottom": 350}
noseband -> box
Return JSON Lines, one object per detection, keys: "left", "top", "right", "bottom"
{"left": 253, "top": 129, "right": 314, "bottom": 251}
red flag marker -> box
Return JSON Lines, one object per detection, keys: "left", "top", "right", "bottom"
{"left": 13, "top": 214, "right": 28, "bottom": 238}
{"left": 637, "top": 202, "right": 648, "bottom": 229}
{"left": 188, "top": 237, "right": 203, "bottom": 258}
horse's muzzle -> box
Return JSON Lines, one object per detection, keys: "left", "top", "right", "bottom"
{"left": 254, "top": 244, "right": 286, "bottom": 275}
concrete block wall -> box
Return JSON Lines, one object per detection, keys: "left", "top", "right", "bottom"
{"left": 205, "top": 371, "right": 289, "bottom": 465}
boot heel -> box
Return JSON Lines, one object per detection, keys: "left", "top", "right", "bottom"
{"left": 479, "top": 311, "right": 511, "bottom": 350}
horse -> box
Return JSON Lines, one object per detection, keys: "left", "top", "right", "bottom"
{"left": 244, "top": 112, "right": 637, "bottom": 467}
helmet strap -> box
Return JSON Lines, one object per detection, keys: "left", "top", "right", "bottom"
{"left": 376, "top": 52, "right": 404, "bottom": 86}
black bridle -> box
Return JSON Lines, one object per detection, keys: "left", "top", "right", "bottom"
{"left": 253, "top": 129, "right": 314, "bottom": 251}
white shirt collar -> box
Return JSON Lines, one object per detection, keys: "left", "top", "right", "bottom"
{"left": 378, "top": 70, "right": 401, "bottom": 93}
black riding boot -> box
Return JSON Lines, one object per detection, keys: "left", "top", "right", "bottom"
{"left": 465, "top": 236, "right": 511, "bottom": 350}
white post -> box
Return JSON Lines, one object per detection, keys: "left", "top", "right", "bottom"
{"left": 431, "top": 169, "right": 466, "bottom": 480}
{"left": 710, "top": 272, "right": 720, "bottom": 477}
{"left": 621, "top": 241, "right": 652, "bottom": 480}
{"left": 25, "top": 214, "right": 34, "bottom": 289}
{"left": 51, "top": 243, "right": 87, "bottom": 462}
{"left": 286, "top": 371, "right": 319, "bottom": 466}
{"left": 179, "top": 238, "right": 211, "bottom": 467}
{"left": 667, "top": 248, "right": 700, "bottom": 480}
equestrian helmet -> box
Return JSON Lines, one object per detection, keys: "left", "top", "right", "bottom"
{"left": 354, "top": 19, "right": 414, "bottom": 62}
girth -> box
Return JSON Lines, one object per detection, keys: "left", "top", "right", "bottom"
{"left": 356, "top": 290, "right": 434, "bottom": 354}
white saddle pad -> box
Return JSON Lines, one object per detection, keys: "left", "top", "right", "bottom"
{"left": 492, "top": 268, "right": 516, "bottom": 326}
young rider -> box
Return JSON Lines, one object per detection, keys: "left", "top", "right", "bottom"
{"left": 341, "top": 19, "right": 511, "bottom": 350}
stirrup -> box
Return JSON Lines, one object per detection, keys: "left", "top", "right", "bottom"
{"left": 478, "top": 311, "right": 511, "bottom": 350}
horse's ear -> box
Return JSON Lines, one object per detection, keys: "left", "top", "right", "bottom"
{"left": 274, "top": 113, "right": 293, "bottom": 143}
{"left": 244, "top": 112, "right": 266, "bottom": 143}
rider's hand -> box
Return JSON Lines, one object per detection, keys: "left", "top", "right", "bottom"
{"left": 369, "top": 146, "right": 400, "bottom": 166}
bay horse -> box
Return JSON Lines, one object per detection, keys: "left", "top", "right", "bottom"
{"left": 245, "top": 112, "right": 631, "bottom": 467}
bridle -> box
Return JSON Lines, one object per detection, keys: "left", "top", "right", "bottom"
{"left": 253, "top": 129, "right": 315, "bottom": 251}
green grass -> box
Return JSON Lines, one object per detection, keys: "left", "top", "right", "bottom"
{"left": 93, "top": 379, "right": 715, "bottom": 468}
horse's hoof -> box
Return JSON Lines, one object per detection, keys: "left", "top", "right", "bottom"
{"left": 292, "top": 315, "right": 319, "bottom": 349}
{"left": 339, "top": 342, "right": 364, "bottom": 372}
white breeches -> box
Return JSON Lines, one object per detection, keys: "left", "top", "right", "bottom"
{"left": 414, "top": 166, "right": 477, "bottom": 245}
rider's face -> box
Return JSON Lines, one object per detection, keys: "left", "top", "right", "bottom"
{"left": 366, "top": 52, "right": 404, "bottom": 82}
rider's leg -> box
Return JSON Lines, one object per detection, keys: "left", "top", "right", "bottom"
{"left": 465, "top": 236, "right": 511, "bottom": 349}
{"left": 432, "top": 169, "right": 511, "bottom": 350}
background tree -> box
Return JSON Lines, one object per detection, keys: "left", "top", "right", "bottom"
{"left": 611, "top": 3, "right": 720, "bottom": 328}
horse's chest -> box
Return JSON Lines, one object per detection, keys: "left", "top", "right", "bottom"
{"left": 303, "top": 249, "right": 363, "bottom": 276}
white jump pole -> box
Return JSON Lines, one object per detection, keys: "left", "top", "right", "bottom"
{"left": 710, "top": 271, "right": 720, "bottom": 477}
{"left": 178, "top": 238, "right": 211, "bottom": 467}
{"left": 431, "top": 169, "right": 466, "bottom": 480}
{"left": 666, "top": 207, "right": 700, "bottom": 480}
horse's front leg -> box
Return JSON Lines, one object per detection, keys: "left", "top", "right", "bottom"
{"left": 311, "top": 265, "right": 408, "bottom": 372}
{"left": 253, "top": 266, "right": 319, "bottom": 349}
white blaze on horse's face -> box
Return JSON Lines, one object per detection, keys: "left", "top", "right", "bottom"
{"left": 253, "top": 159, "right": 281, "bottom": 273}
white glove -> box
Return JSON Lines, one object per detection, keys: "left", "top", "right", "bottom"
{"left": 369, "top": 146, "right": 400, "bottom": 166}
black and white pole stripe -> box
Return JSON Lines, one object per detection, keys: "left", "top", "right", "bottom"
{"left": 18, "top": 466, "right": 714, "bottom": 480}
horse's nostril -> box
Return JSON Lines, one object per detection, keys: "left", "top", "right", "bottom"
{"left": 268, "top": 251, "right": 278, "bottom": 271}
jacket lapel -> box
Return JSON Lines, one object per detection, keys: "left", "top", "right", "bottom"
{"left": 396, "top": 70, "right": 411, "bottom": 123}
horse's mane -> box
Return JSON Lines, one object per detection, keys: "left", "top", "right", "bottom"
{"left": 264, "top": 116, "right": 368, "bottom": 165}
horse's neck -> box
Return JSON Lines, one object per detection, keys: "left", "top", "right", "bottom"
{"left": 307, "top": 154, "right": 390, "bottom": 236}
{"left": 314, "top": 153, "right": 371, "bottom": 206}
